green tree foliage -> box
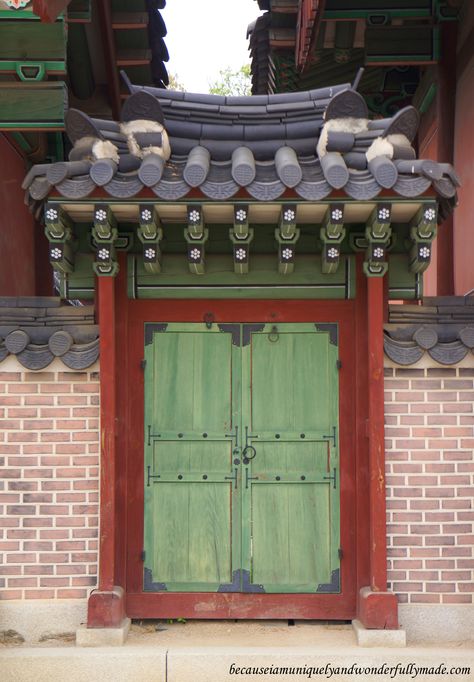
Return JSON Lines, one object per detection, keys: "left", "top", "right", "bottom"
{"left": 168, "top": 72, "right": 186, "bottom": 92}
{"left": 209, "top": 64, "right": 251, "bottom": 96}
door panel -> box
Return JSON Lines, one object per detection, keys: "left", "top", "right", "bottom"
{"left": 251, "top": 330, "right": 335, "bottom": 432}
{"left": 144, "top": 324, "right": 240, "bottom": 592}
{"left": 144, "top": 322, "right": 340, "bottom": 594}
{"left": 242, "top": 324, "right": 340, "bottom": 593}
{"left": 251, "top": 482, "right": 331, "bottom": 587}
{"left": 150, "top": 331, "right": 233, "bottom": 432}
{"left": 151, "top": 482, "right": 232, "bottom": 585}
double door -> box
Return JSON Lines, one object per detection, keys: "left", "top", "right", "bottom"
{"left": 143, "top": 322, "right": 340, "bottom": 594}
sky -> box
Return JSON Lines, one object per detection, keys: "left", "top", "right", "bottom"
{"left": 161, "top": 0, "right": 263, "bottom": 93}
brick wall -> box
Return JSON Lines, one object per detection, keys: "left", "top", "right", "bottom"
{"left": 0, "top": 360, "right": 99, "bottom": 600}
{"left": 385, "top": 363, "right": 474, "bottom": 605}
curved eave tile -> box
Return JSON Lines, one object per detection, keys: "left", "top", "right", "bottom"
{"left": 246, "top": 180, "right": 286, "bottom": 201}
{"left": 295, "top": 179, "right": 331, "bottom": 201}
{"left": 17, "top": 345, "right": 55, "bottom": 371}
{"left": 392, "top": 175, "right": 432, "bottom": 198}
{"left": 56, "top": 176, "right": 96, "bottom": 200}
{"left": 428, "top": 341, "right": 469, "bottom": 366}
{"left": 152, "top": 180, "right": 191, "bottom": 200}
{"left": 62, "top": 340, "right": 100, "bottom": 370}
{"left": 1, "top": 340, "right": 99, "bottom": 370}
{"left": 384, "top": 336, "right": 424, "bottom": 366}
{"left": 103, "top": 175, "right": 144, "bottom": 199}
{"left": 384, "top": 333, "right": 473, "bottom": 366}
{"left": 200, "top": 179, "right": 239, "bottom": 200}
{"left": 344, "top": 171, "right": 383, "bottom": 201}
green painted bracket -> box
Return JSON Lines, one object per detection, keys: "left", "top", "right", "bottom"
{"left": 0, "top": 59, "right": 64, "bottom": 77}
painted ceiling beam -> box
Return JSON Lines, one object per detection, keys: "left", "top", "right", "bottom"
{"left": 185, "top": 227, "right": 208, "bottom": 276}
{"left": 276, "top": 226, "right": 299, "bottom": 275}
{"left": 32, "top": 0, "right": 71, "bottom": 22}
{"left": 92, "top": 204, "right": 119, "bottom": 277}
{"left": 363, "top": 204, "right": 392, "bottom": 278}
{"left": 139, "top": 205, "right": 162, "bottom": 274}
{"left": 233, "top": 205, "right": 250, "bottom": 239}
{"left": 320, "top": 204, "right": 345, "bottom": 275}
{"left": 44, "top": 203, "right": 75, "bottom": 274}
{"left": 409, "top": 204, "right": 437, "bottom": 274}
{"left": 230, "top": 227, "right": 254, "bottom": 275}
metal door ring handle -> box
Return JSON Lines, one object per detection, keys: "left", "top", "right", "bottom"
{"left": 268, "top": 325, "right": 279, "bottom": 342}
{"left": 242, "top": 445, "right": 257, "bottom": 461}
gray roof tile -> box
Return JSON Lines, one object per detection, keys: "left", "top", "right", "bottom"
{"left": 22, "top": 81, "right": 459, "bottom": 210}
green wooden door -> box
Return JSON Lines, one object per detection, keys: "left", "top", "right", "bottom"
{"left": 144, "top": 323, "right": 340, "bottom": 594}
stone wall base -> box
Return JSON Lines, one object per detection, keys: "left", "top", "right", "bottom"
{"left": 0, "top": 600, "right": 87, "bottom": 644}
{"left": 399, "top": 604, "right": 474, "bottom": 643}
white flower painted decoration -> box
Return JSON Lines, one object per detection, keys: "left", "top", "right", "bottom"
{"left": 419, "top": 246, "right": 431, "bottom": 259}
{"left": 424, "top": 208, "right": 436, "bottom": 222}
{"left": 283, "top": 209, "right": 296, "bottom": 222}
{"left": 327, "top": 247, "right": 339, "bottom": 259}
{"left": 282, "top": 248, "right": 293, "bottom": 260}
{"left": 378, "top": 207, "right": 390, "bottom": 221}
{"left": 98, "top": 248, "right": 110, "bottom": 260}
{"left": 189, "top": 248, "right": 201, "bottom": 261}
{"left": 331, "top": 209, "right": 343, "bottom": 221}
{"left": 235, "top": 209, "right": 247, "bottom": 222}
{"left": 95, "top": 209, "right": 108, "bottom": 222}
{"left": 235, "top": 248, "right": 247, "bottom": 261}
{"left": 188, "top": 210, "right": 200, "bottom": 223}
{"left": 50, "top": 247, "right": 62, "bottom": 260}
{"left": 141, "top": 209, "right": 152, "bottom": 222}
{"left": 145, "top": 248, "right": 156, "bottom": 259}
{"left": 373, "top": 247, "right": 385, "bottom": 259}
{"left": 45, "top": 208, "right": 58, "bottom": 221}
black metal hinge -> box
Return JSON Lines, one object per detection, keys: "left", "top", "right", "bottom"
{"left": 141, "top": 359, "right": 147, "bottom": 370}
{"left": 140, "top": 550, "right": 146, "bottom": 562}
{"left": 338, "top": 548, "right": 343, "bottom": 561}
{"left": 336, "top": 359, "right": 342, "bottom": 370}
{"left": 323, "top": 426, "right": 337, "bottom": 447}
{"left": 323, "top": 467, "right": 337, "bottom": 489}
{"left": 146, "top": 464, "right": 160, "bottom": 487}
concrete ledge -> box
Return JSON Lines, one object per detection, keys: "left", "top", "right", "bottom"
{"left": 2, "top": 642, "right": 473, "bottom": 682}
{"left": 399, "top": 604, "right": 474, "bottom": 644}
{"left": 0, "top": 600, "right": 88, "bottom": 644}
{"left": 352, "top": 619, "right": 406, "bottom": 647}
{"left": 1, "top": 646, "right": 167, "bottom": 682}
{"left": 75, "top": 618, "right": 131, "bottom": 647}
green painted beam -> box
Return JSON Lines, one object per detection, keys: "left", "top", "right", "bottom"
{"left": 0, "top": 82, "right": 66, "bottom": 129}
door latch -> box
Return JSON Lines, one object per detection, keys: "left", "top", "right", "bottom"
{"left": 225, "top": 467, "right": 239, "bottom": 490}
{"left": 245, "top": 468, "right": 259, "bottom": 489}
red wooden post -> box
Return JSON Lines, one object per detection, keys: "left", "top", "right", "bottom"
{"left": 87, "top": 275, "right": 126, "bottom": 628}
{"left": 367, "top": 276, "right": 388, "bottom": 591}
{"left": 358, "top": 275, "right": 398, "bottom": 629}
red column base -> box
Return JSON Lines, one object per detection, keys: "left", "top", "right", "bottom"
{"left": 87, "top": 585, "right": 127, "bottom": 628}
{"left": 357, "top": 586, "right": 399, "bottom": 629}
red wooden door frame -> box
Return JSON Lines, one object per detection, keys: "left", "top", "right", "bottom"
{"left": 118, "top": 276, "right": 364, "bottom": 619}
{"left": 88, "top": 255, "right": 398, "bottom": 626}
